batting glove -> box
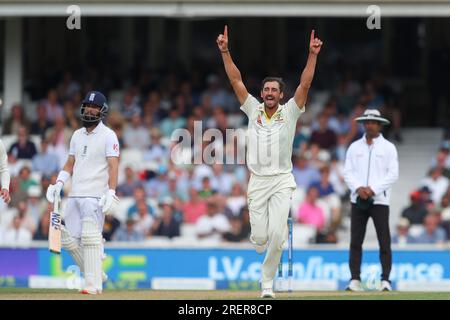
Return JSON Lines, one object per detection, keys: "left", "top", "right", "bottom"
{"left": 99, "top": 189, "right": 119, "bottom": 214}
{"left": 46, "top": 181, "right": 63, "bottom": 203}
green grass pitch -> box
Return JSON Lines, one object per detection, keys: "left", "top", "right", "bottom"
{"left": 0, "top": 288, "right": 450, "bottom": 300}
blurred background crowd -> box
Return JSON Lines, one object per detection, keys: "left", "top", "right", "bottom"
{"left": 1, "top": 17, "right": 450, "bottom": 248}
{"left": 1, "top": 67, "right": 449, "bottom": 247}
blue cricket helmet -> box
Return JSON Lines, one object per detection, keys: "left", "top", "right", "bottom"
{"left": 80, "top": 90, "right": 109, "bottom": 123}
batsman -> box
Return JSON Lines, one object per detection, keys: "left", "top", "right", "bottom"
{"left": 217, "top": 26, "right": 322, "bottom": 298}
{"left": 46, "top": 91, "right": 120, "bottom": 294}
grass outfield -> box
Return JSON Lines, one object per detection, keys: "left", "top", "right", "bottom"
{"left": 0, "top": 288, "right": 450, "bottom": 300}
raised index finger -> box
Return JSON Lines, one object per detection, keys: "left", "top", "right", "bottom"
{"left": 224, "top": 25, "right": 228, "bottom": 38}
{"left": 310, "top": 29, "right": 315, "bottom": 42}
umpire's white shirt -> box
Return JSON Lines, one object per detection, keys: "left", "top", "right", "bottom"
{"left": 344, "top": 133, "right": 399, "bottom": 206}
{"left": 241, "top": 95, "right": 305, "bottom": 176}
{"left": 69, "top": 121, "right": 120, "bottom": 198}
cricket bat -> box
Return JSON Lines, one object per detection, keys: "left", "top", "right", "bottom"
{"left": 48, "top": 195, "right": 62, "bottom": 254}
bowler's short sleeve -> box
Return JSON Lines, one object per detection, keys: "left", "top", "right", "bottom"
{"left": 240, "top": 94, "right": 261, "bottom": 117}
{"left": 285, "top": 98, "right": 305, "bottom": 120}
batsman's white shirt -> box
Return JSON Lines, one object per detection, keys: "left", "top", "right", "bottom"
{"left": 240, "top": 95, "right": 305, "bottom": 176}
{"left": 69, "top": 121, "right": 120, "bottom": 198}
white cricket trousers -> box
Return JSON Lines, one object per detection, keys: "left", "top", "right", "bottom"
{"left": 247, "top": 172, "right": 296, "bottom": 288}
{"left": 64, "top": 197, "right": 105, "bottom": 292}
{"left": 64, "top": 197, "right": 104, "bottom": 238}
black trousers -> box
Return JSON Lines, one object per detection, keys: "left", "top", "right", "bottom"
{"left": 349, "top": 204, "right": 392, "bottom": 281}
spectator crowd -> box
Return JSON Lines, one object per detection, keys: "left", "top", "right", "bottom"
{"left": 393, "top": 138, "right": 450, "bottom": 246}
{"left": 1, "top": 68, "right": 448, "bottom": 247}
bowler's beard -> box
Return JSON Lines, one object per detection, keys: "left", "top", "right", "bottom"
{"left": 263, "top": 99, "right": 279, "bottom": 109}
{"left": 264, "top": 103, "right": 278, "bottom": 109}
{"left": 263, "top": 94, "right": 279, "bottom": 109}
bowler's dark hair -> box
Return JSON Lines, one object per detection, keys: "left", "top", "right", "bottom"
{"left": 261, "top": 77, "right": 285, "bottom": 93}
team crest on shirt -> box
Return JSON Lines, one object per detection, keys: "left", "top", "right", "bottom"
{"left": 273, "top": 111, "right": 284, "bottom": 123}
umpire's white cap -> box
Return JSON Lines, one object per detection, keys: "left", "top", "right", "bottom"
{"left": 355, "top": 109, "right": 390, "bottom": 125}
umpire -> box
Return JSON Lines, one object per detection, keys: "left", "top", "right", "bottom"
{"left": 343, "top": 109, "right": 399, "bottom": 292}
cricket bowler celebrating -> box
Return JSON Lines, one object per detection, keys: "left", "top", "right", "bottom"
{"left": 46, "top": 91, "right": 120, "bottom": 294}
{"left": 217, "top": 26, "right": 322, "bottom": 298}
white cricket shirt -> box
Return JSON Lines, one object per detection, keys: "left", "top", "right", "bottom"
{"left": 241, "top": 94, "right": 305, "bottom": 176}
{"left": 69, "top": 121, "right": 120, "bottom": 197}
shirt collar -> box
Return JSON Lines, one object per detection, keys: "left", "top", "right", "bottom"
{"left": 83, "top": 121, "right": 103, "bottom": 135}
{"left": 363, "top": 133, "right": 384, "bottom": 145}
{"left": 257, "top": 103, "right": 282, "bottom": 120}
